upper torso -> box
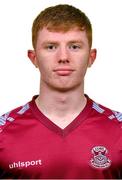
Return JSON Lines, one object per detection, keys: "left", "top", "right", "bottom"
{"left": 0, "top": 95, "right": 122, "bottom": 179}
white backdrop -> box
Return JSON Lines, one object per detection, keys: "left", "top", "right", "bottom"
{"left": 0, "top": 0, "right": 122, "bottom": 114}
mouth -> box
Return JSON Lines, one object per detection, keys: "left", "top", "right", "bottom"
{"left": 53, "top": 68, "right": 75, "bottom": 76}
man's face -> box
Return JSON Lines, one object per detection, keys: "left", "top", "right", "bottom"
{"left": 28, "top": 27, "right": 96, "bottom": 92}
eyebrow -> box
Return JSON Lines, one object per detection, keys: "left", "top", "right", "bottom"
{"left": 41, "top": 41, "right": 58, "bottom": 46}
{"left": 41, "top": 40, "right": 84, "bottom": 45}
{"left": 68, "top": 40, "right": 84, "bottom": 44}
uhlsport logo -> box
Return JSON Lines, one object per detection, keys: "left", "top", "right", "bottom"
{"left": 90, "top": 146, "right": 111, "bottom": 169}
{"left": 9, "top": 159, "right": 42, "bottom": 169}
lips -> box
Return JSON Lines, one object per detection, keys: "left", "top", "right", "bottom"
{"left": 53, "top": 68, "right": 74, "bottom": 76}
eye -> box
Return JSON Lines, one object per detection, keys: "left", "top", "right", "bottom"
{"left": 69, "top": 44, "right": 81, "bottom": 51}
{"left": 45, "top": 44, "right": 57, "bottom": 51}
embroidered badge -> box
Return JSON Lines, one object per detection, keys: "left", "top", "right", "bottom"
{"left": 90, "top": 146, "right": 111, "bottom": 169}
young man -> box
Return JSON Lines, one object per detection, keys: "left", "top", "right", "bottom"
{"left": 0, "top": 4, "right": 122, "bottom": 179}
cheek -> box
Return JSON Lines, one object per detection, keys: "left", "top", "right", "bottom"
{"left": 38, "top": 62, "right": 49, "bottom": 74}
{"left": 76, "top": 56, "right": 89, "bottom": 69}
{"left": 75, "top": 57, "right": 89, "bottom": 77}
{"left": 38, "top": 62, "right": 53, "bottom": 78}
{"left": 36, "top": 54, "right": 51, "bottom": 72}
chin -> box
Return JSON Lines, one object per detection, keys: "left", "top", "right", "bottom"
{"left": 43, "top": 79, "right": 83, "bottom": 92}
{"left": 49, "top": 83, "right": 81, "bottom": 92}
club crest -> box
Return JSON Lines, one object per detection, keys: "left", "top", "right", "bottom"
{"left": 90, "top": 146, "right": 111, "bottom": 169}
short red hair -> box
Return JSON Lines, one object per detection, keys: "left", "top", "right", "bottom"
{"left": 32, "top": 4, "right": 92, "bottom": 49}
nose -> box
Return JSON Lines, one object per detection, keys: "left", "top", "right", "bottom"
{"left": 58, "top": 46, "right": 70, "bottom": 64}
{"left": 58, "top": 59, "right": 69, "bottom": 64}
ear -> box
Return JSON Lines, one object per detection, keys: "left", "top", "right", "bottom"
{"left": 88, "top": 49, "right": 97, "bottom": 67}
{"left": 27, "top": 50, "right": 38, "bottom": 68}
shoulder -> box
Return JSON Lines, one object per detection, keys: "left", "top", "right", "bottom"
{"left": 91, "top": 99, "right": 122, "bottom": 123}
{"left": 0, "top": 102, "right": 30, "bottom": 131}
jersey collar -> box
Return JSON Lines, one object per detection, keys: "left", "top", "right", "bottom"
{"left": 29, "top": 94, "right": 93, "bottom": 137}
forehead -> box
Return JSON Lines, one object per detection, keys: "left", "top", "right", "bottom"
{"left": 36, "top": 27, "right": 88, "bottom": 44}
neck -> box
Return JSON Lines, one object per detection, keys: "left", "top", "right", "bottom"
{"left": 35, "top": 82, "right": 86, "bottom": 118}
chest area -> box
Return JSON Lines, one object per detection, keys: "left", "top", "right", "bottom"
{"left": 0, "top": 126, "right": 121, "bottom": 179}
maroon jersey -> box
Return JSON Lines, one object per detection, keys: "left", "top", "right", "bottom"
{"left": 0, "top": 95, "right": 122, "bottom": 179}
